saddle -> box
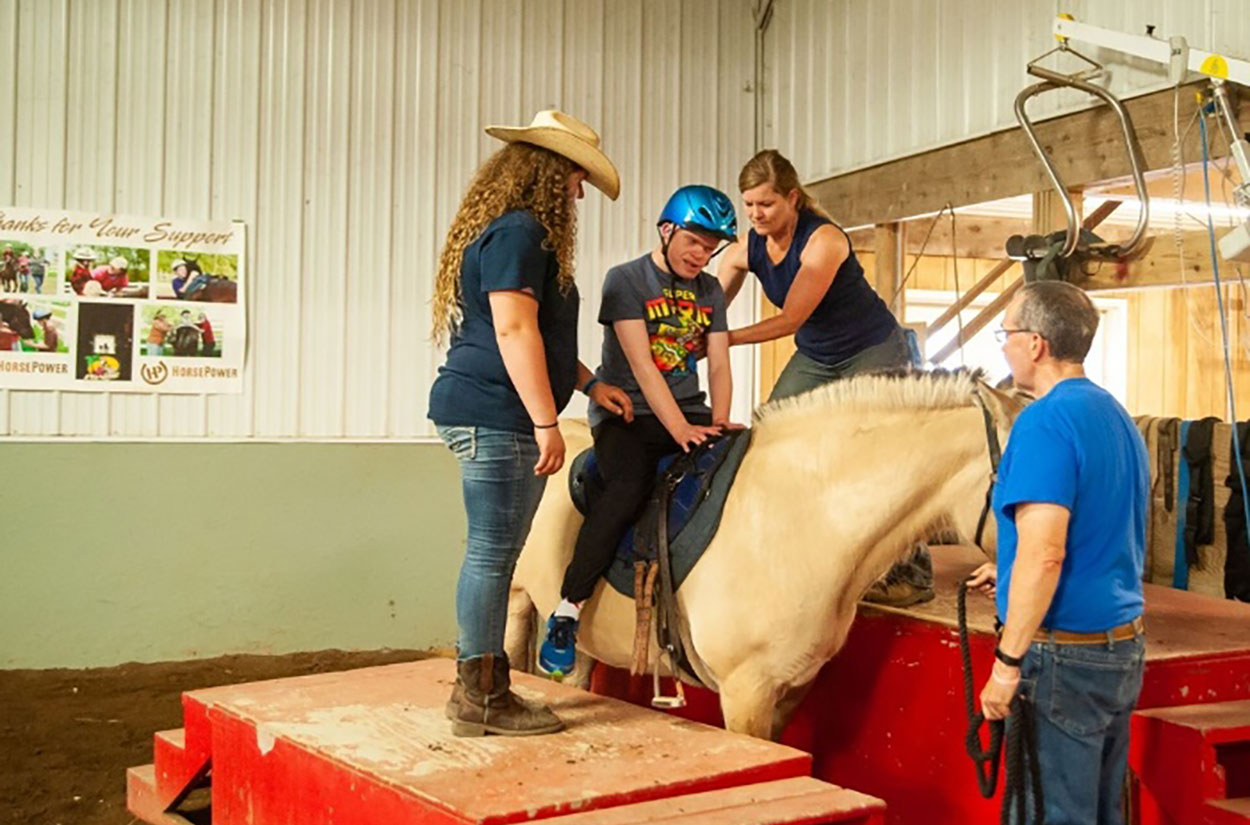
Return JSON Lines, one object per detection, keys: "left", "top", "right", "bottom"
{"left": 567, "top": 429, "right": 752, "bottom": 695}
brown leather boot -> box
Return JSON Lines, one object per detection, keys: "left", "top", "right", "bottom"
{"left": 445, "top": 677, "right": 463, "bottom": 720}
{"left": 451, "top": 653, "right": 564, "bottom": 737}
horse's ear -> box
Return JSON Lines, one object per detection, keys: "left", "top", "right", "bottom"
{"left": 974, "top": 382, "right": 1028, "bottom": 429}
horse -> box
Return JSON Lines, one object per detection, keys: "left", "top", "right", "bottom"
{"left": 0, "top": 257, "right": 17, "bottom": 293}
{"left": 506, "top": 370, "right": 1025, "bottom": 740}
{"left": 170, "top": 324, "right": 202, "bottom": 357}
{"left": 0, "top": 300, "right": 33, "bottom": 339}
{"left": 192, "top": 277, "right": 238, "bottom": 303}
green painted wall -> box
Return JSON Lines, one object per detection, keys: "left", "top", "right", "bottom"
{"left": 0, "top": 442, "right": 465, "bottom": 669}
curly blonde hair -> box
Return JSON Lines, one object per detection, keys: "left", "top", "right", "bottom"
{"left": 431, "top": 143, "right": 580, "bottom": 343}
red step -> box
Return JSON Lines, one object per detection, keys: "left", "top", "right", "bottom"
{"left": 1133, "top": 700, "right": 1250, "bottom": 825}
{"left": 128, "top": 659, "right": 882, "bottom": 825}
{"left": 1205, "top": 798, "right": 1250, "bottom": 825}
{"left": 126, "top": 764, "right": 196, "bottom": 825}
{"left": 538, "top": 777, "right": 885, "bottom": 824}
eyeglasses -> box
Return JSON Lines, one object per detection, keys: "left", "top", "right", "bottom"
{"left": 993, "top": 327, "right": 1039, "bottom": 343}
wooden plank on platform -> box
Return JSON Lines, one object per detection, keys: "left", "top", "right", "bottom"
{"left": 539, "top": 777, "right": 886, "bottom": 824}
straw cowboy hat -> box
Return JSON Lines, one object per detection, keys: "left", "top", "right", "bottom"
{"left": 485, "top": 110, "right": 620, "bottom": 200}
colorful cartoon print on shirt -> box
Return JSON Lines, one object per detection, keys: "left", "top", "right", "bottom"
{"left": 643, "top": 285, "right": 714, "bottom": 375}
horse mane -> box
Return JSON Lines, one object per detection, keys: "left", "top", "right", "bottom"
{"left": 752, "top": 368, "right": 984, "bottom": 429}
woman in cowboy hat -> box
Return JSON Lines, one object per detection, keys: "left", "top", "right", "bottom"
{"left": 428, "top": 110, "right": 633, "bottom": 737}
{"left": 69, "top": 247, "right": 97, "bottom": 295}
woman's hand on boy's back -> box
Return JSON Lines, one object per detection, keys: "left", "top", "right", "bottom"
{"left": 588, "top": 381, "right": 634, "bottom": 422}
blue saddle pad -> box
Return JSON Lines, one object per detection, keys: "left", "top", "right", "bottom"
{"left": 566, "top": 429, "right": 752, "bottom": 598}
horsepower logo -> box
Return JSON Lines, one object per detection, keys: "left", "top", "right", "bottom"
{"left": 140, "top": 361, "right": 169, "bottom": 385}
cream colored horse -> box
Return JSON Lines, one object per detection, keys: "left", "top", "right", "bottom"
{"left": 507, "top": 371, "right": 1024, "bottom": 740}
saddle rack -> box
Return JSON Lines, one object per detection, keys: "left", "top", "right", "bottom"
{"left": 1009, "top": 32, "right": 1152, "bottom": 280}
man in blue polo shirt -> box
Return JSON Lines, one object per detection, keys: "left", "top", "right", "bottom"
{"left": 968, "top": 280, "right": 1149, "bottom": 825}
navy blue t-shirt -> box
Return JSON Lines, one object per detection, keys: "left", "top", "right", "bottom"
{"left": 428, "top": 210, "right": 579, "bottom": 433}
{"left": 747, "top": 210, "right": 897, "bottom": 365}
{"left": 993, "top": 378, "right": 1149, "bottom": 632}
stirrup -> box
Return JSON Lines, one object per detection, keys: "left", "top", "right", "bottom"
{"left": 651, "top": 653, "right": 687, "bottom": 709}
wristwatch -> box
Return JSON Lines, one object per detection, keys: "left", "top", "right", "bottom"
{"left": 994, "top": 646, "right": 1024, "bottom": 668}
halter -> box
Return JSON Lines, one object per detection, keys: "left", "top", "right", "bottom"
{"left": 970, "top": 385, "right": 1004, "bottom": 550}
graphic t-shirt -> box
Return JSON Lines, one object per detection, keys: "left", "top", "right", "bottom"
{"left": 590, "top": 253, "right": 726, "bottom": 427}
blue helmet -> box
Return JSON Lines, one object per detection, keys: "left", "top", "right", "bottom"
{"left": 657, "top": 185, "right": 737, "bottom": 242}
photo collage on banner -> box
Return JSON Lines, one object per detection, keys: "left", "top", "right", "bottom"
{"left": 0, "top": 208, "right": 246, "bottom": 393}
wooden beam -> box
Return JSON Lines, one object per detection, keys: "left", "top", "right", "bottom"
{"left": 809, "top": 82, "right": 1229, "bottom": 228}
{"left": 1033, "top": 188, "right": 1083, "bottom": 235}
{"left": 929, "top": 200, "right": 1122, "bottom": 364}
{"left": 849, "top": 215, "right": 1033, "bottom": 260}
{"left": 925, "top": 259, "right": 1016, "bottom": 339}
{"left": 1078, "top": 229, "right": 1230, "bottom": 291}
{"left": 1082, "top": 199, "right": 1123, "bottom": 231}
{"left": 930, "top": 281, "right": 1022, "bottom": 365}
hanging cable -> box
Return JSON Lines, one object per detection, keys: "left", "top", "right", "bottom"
{"left": 1199, "top": 113, "right": 1250, "bottom": 548}
{"left": 897, "top": 203, "right": 952, "bottom": 294}
{"left": 949, "top": 204, "right": 967, "bottom": 367}
{"left": 1173, "top": 86, "right": 1218, "bottom": 347}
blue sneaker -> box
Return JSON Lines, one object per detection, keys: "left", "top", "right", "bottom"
{"left": 538, "top": 614, "right": 579, "bottom": 678}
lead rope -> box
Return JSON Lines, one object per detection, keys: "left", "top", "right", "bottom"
{"left": 957, "top": 581, "right": 1045, "bottom": 824}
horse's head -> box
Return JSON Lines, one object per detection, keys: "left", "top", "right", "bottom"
{"left": 945, "top": 380, "right": 1030, "bottom": 559}
{"left": 0, "top": 300, "right": 33, "bottom": 338}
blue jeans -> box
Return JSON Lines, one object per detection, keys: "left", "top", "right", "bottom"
{"left": 1013, "top": 633, "right": 1146, "bottom": 825}
{"left": 437, "top": 425, "right": 547, "bottom": 661}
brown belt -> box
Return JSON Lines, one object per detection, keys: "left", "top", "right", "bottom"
{"left": 1035, "top": 616, "right": 1145, "bottom": 644}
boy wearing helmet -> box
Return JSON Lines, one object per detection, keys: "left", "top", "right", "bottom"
{"left": 539, "top": 184, "right": 741, "bottom": 677}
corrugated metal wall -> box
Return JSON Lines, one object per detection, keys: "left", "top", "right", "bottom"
{"left": 764, "top": 0, "right": 1250, "bottom": 185}
{"left": 0, "top": 0, "right": 758, "bottom": 439}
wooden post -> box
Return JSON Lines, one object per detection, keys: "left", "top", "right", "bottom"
{"left": 873, "top": 222, "right": 905, "bottom": 317}
{"left": 1032, "top": 188, "right": 1084, "bottom": 236}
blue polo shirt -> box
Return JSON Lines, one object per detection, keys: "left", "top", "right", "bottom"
{"left": 993, "top": 377, "right": 1149, "bottom": 632}
{"left": 428, "top": 210, "right": 579, "bottom": 433}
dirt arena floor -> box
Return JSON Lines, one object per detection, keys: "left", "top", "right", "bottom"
{"left": 0, "top": 649, "right": 437, "bottom": 825}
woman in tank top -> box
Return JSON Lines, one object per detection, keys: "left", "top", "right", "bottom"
{"left": 716, "top": 149, "right": 932, "bottom": 608}
{"left": 716, "top": 149, "right": 912, "bottom": 402}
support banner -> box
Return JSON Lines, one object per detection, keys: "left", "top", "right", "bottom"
{"left": 0, "top": 207, "right": 245, "bottom": 393}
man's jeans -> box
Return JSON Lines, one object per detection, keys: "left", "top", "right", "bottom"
{"left": 437, "top": 425, "right": 547, "bottom": 661}
{"left": 1013, "top": 633, "right": 1146, "bottom": 824}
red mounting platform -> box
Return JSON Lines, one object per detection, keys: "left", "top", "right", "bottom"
{"left": 126, "top": 658, "right": 886, "bottom": 825}
{"left": 592, "top": 546, "right": 1250, "bottom": 825}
